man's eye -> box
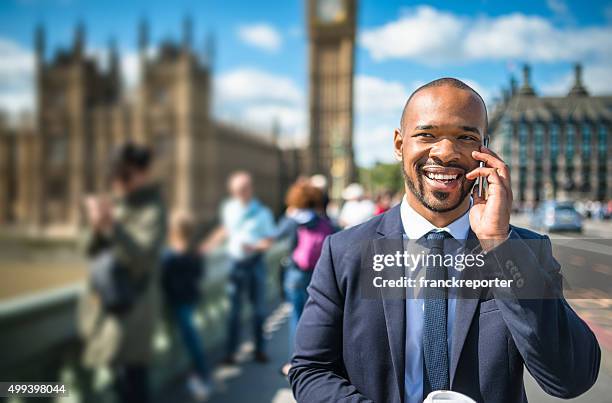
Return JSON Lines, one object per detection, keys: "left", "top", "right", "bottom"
{"left": 459, "top": 135, "right": 478, "bottom": 141}
{"left": 414, "top": 133, "right": 434, "bottom": 138}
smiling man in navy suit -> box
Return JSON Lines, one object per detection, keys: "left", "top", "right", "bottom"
{"left": 288, "top": 78, "right": 600, "bottom": 403}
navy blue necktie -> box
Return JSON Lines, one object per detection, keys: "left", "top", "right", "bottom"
{"left": 423, "top": 230, "right": 451, "bottom": 397}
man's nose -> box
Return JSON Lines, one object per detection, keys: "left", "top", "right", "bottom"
{"left": 429, "top": 138, "right": 461, "bottom": 163}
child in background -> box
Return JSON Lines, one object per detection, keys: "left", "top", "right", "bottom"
{"left": 161, "top": 211, "right": 212, "bottom": 402}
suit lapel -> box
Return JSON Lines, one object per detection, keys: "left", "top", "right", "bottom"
{"left": 450, "top": 228, "right": 484, "bottom": 387}
{"left": 376, "top": 206, "right": 406, "bottom": 402}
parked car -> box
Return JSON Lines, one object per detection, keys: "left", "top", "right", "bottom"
{"left": 530, "top": 201, "right": 583, "bottom": 233}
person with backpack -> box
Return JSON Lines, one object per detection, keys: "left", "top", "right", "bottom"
{"left": 79, "top": 142, "right": 166, "bottom": 403}
{"left": 274, "top": 180, "right": 335, "bottom": 376}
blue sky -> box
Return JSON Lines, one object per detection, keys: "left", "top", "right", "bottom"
{"left": 1, "top": 0, "right": 611, "bottom": 166}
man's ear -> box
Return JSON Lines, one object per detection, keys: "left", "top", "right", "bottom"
{"left": 393, "top": 128, "right": 403, "bottom": 161}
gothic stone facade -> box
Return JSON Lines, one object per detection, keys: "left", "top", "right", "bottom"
{"left": 489, "top": 64, "right": 612, "bottom": 206}
{"left": 0, "top": 22, "right": 299, "bottom": 234}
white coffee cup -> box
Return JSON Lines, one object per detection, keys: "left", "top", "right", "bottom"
{"left": 423, "top": 390, "right": 477, "bottom": 403}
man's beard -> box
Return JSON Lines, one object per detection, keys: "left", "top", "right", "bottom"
{"left": 402, "top": 159, "right": 474, "bottom": 213}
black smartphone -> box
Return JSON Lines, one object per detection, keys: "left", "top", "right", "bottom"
{"left": 477, "top": 136, "right": 489, "bottom": 198}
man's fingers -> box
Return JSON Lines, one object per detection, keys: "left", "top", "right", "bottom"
{"left": 466, "top": 167, "right": 511, "bottom": 201}
{"left": 468, "top": 167, "right": 512, "bottom": 210}
{"left": 467, "top": 162, "right": 511, "bottom": 189}
{"left": 471, "top": 184, "right": 485, "bottom": 205}
{"left": 473, "top": 148, "right": 511, "bottom": 185}
{"left": 481, "top": 145, "right": 502, "bottom": 160}
{"left": 466, "top": 167, "right": 501, "bottom": 181}
{"left": 471, "top": 150, "right": 507, "bottom": 171}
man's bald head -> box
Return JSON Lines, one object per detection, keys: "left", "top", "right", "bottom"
{"left": 393, "top": 77, "right": 488, "bottom": 215}
{"left": 400, "top": 78, "right": 488, "bottom": 131}
{"left": 228, "top": 171, "right": 253, "bottom": 203}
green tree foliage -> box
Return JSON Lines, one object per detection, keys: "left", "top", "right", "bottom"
{"left": 359, "top": 162, "right": 404, "bottom": 196}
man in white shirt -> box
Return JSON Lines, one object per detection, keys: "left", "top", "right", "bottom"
{"left": 339, "top": 183, "right": 376, "bottom": 228}
{"left": 202, "top": 171, "right": 275, "bottom": 364}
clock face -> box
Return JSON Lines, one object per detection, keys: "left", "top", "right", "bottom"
{"left": 316, "top": 0, "right": 346, "bottom": 24}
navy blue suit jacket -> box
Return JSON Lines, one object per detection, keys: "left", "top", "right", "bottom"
{"left": 289, "top": 205, "right": 600, "bottom": 403}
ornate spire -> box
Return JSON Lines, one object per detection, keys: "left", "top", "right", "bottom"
{"left": 73, "top": 20, "right": 85, "bottom": 56}
{"left": 34, "top": 23, "right": 45, "bottom": 66}
{"left": 139, "top": 18, "right": 149, "bottom": 58}
{"left": 568, "top": 63, "right": 588, "bottom": 96}
{"left": 204, "top": 32, "right": 215, "bottom": 68}
{"left": 518, "top": 64, "right": 535, "bottom": 96}
{"left": 108, "top": 37, "right": 119, "bottom": 75}
{"left": 182, "top": 15, "right": 193, "bottom": 50}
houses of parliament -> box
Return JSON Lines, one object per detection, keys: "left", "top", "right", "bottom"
{"left": 0, "top": 0, "right": 359, "bottom": 236}
{"left": 0, "top": 20, "right": 307, "bottom": 235}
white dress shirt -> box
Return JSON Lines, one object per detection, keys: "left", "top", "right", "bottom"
{"left": 400, "top": 195, "right": 471, "bottom": 403}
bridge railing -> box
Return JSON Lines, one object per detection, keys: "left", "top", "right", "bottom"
{"left": 0, "top": 241, "right": 289, "bottom": 402}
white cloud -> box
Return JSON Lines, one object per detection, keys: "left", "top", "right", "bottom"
{"left": 541, "top": 63, "right": 612, "bottom": 95}
{"left": 547, "top": 0, "right": 569, "bottom": 16}
{"left": 546, "top": 0, "right": 574, "bottom": 24}
{"left": 120, "top": 51, "right": 140, "bottom": 89}
{"left": 354, "top": 124, "right": 396, "bottom": 167}
{"left": 0, "top": 38, "right": 34, "bottom": 115}
{"left": 216, "top": 68, "right": 302, "bottom": 104}
{"left": 459, "top": 79, "right": 492, "bottom": 106}
{"left": 214, "top": 67, "right": 305, "bottom": 142}
{"left": 353, "top": 75, "right": 407, "bottom": 166}
{"left": 355, "top": 75, "right": 408, "bottom": 117}
{"left": 360, "top": 7, "right": 464, "bottom": 63}
{"left": 0, "top": 38, "right": 34, "bottom": 77}
{"left": 0, "top": 91, "right": 34, "bottom": 119}
{"left": 360, "top": 6, "right": 612, "bottom": 65}
{"left": 0, "top": 38, "right": 152, "bottom": 117}
{"left": 86, "top": 47, "right": 143, "bottom": 90}
{"left": 243, "top": 104, "right": 306, "bottom": 142}
{"left": 353, "top": 76, "right": 406, "bottom": 166}
{"left": 237, "top": 23, "right": 282, "bottom": 52}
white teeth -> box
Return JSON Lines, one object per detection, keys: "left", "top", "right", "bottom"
{"left": 425, "top": 172, "right": 459, "bottom": 180}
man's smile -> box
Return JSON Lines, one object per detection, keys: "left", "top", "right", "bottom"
{"left": 420, "top": 165, "right": 465, "bottom": 192}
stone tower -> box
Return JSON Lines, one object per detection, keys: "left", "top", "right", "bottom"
{"left": 307, "top": 0, "right": 357, "bottom": 200}
{"left": 24, "top": 23, "right": 121, "bottom": 231}
{"left": 4, "top": 19, "right": 294, "bottom": 235}
{"left": 133, "top": 17, "right": 216, "bottom": 219}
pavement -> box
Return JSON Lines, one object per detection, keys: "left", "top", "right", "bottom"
{"left": 2, "top": 216, "right": 608, "bottom": 402}
{"left": 162, "top": 300, "right": 612, "bottom": 403}
{"left": 161, "top": 216, "right": 612, "bottom": 403}
{"left": 156, "top": 303, "right": 296, "bottom": 403}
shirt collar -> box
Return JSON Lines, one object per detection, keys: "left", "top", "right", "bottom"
{"left": 400, "top": 195, "right": 471, "bottom": 240}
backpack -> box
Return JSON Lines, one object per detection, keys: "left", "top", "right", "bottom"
{"left": 89, "top": 251, "right": 149, "bottom": 315}
{"left": 291, "top": 217, "right": 334, "bottom": 271}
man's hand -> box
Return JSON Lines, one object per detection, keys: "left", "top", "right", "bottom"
{"left": 243, "top": 237, "right": 273, "bottom": 253}
{"left": 199, "top": 226, "right": 227, "bottom": 254}
{"left": 465, "top": 145, "right": 513, "bottom": 251}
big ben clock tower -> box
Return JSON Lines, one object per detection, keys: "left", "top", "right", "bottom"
{"left": 307, "top": 0, "right": 357, "bottom": 200}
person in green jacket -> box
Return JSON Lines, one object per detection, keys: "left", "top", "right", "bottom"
{"left": 78, "top": 142, "right": 166, "bottom": 403}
